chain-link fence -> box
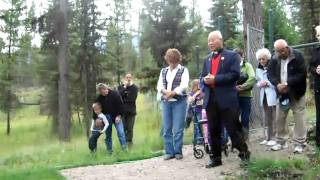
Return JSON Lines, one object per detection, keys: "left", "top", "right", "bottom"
{"left": 246, "top": 24, "right": 265, "bottom": 131}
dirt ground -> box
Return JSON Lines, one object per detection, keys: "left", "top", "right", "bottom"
{"left": 61, "top": 131, "right": 312, "bottom": 180}
{"left": 61, "top": 145, "right": 243, "bottom": 180}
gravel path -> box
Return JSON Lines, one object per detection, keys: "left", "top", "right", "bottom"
{"left": 61, "top": 130, "right": 312, "bottom": 180}
{"left": 61, "top": 145, "right": 243, "bottom": 180}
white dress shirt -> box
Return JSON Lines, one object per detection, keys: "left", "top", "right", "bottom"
{"left": 280, "top": 58, "right": 290, "bottom": 83}
{"left": 157, "top": 64, "right": 189, "bottom": 101}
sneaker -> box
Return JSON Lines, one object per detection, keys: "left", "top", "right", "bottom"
{"left": 271, "top": 143, "right": 288, "bottom": 151}
{"left": 266, "top": 140, "right": 277, "bottom": 147}
{"left": 175, "top": 154, "right": 183, "bottom": 160}
{"left": 259, "top": 140, "right": 268, "bottom": 145}
{"left": 163, "top": 154, "right": 174, "bottom": 160}
{"left": 293, "top": 145, "right": 304, "bottom": 154}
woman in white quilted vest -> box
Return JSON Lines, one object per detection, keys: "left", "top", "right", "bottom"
{"left": 157, "top": 48, "right": 190, "bottom": 160}
{"left": 255, "top": 48, "right": 277, "bottom": 147}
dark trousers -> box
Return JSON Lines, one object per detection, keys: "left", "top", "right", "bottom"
{"left": 315, "top": 93, "right": 320, "bottom": 145}
{"left": 206, "top": 101, "right": 248, "bottom": 159}
{"left": 123, "top": 114, "right": 136, "bottom": 143}
{"left": 238, "top": 96, "right": 252, "bottom": 130}
{"left": 89, "top": 130, "right": 102, "bottom": 152}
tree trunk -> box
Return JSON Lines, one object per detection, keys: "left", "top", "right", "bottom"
{"left": 6, "top": 88, "right": 11, "bottom": 136}
{"left": 242, "top": 0, "right": 264, "bottom": 130}
{"left": 57, "top": 0, "right": 71, "bottom": 141}
{"left": 6, "top": 0, "right": 14, "bottom": 136}
{"left": 242, "top": 0, "right": 263, "bottom": 54}
{"left": 79, "top": 0, "right": 97, "bottom": 137}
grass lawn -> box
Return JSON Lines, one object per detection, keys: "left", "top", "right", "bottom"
{"left": 0, "top": 92, "right": 193, "bottom": 180}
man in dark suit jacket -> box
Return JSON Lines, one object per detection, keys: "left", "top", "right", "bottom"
{"left": 200, "top": 31, "right": 250, "bottom": 168}
{"left": 267, "top": 39, "right": 307, "bottom": 153}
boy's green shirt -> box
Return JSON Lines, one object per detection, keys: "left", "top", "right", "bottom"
{"left": 239, "top": 61, "right": 256, "bottom": 97}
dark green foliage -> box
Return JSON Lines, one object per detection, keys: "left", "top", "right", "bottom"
{"left": 263, "top": 0, "right": 300, "bottom": 48}
{"left": 208, "top": 0, "right": 240, "bottom": 41}
{"left": 141, "top": 0, "right": 192, "bottom": 67}
{"left": 287, "top": 0, "right": 320, "bottom": 43}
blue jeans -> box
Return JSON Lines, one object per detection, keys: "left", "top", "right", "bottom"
{"left": 238, "top": 97, "right": 252, "bottom": 129}
{"left": 89, "top": 130, "right": 108, "bottom": 152}
{"left": 161, "top": 99, "right": 187, "bottom": 156}
{"left": 194, "top": 112, "right": 203, "bottom": 144}
{"left": 105, "top": 117, "right": 127, "bottom": 152}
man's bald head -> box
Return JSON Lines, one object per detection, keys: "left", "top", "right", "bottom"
{"left": 274, "top": 39, "right": 288, "bottom": 49}
{"left": 208, "top": 31, "right": 223, "bottom": 52}
{"left": 274, "top": 39, "right": 290, "bottom": 60}
{"left": 208, "top": 31, "right": 223, "bottom": 40}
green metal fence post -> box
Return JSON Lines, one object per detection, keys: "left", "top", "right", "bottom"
{"left": 268, "top": 9, "right": 274, "bottom": 50}
{"left": 218, "top": 16, "right": 224, "bottom": 37}
{"left": 195, "top": 45, "right": 200, "bottom": 73}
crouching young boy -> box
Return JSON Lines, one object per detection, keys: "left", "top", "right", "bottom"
{"left": 89, "top": 102, "right": 110, "bottom": 153}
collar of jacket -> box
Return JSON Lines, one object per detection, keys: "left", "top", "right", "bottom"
{"left": 166, "top": 64, "right": 183, "bottom": 71}
{"left": 208, "top": 48, "right": 224, "bottom": 61}
{"left": 274, "top": 46, "right": 296, "bottom": 61}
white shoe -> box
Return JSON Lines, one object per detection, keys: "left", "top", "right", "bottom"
{"left": 293, "top": 145, "right": 304, "bottom": 154}
{"left": 271, "top": 143, "right": 288, "bottom": 151}
{"left": 259, "top": 140, "right": 268, "bottom": 145}
{"left": 266, "top": 140, "right": 277, "bottom": 147}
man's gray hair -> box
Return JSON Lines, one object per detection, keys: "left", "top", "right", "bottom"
{"left": 96, "top": 83, "right": 108, "bottom": 90}
{"left": 208, "top": 31, "right": 223, "bottom": 40}
{"left": 256, "top": 48, "right": 272, "bottom": 60}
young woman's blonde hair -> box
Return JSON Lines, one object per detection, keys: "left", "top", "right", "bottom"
{"left": 164, "top": 48, "right": 182, "bottom": 64}
{"left": 191, "top": 79, "right": 200, "bottom": 93}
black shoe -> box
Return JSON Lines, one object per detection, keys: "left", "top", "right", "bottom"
{"left": 238, "top": 151, "right": 251, "bottom": 161}
{"left": 163, "top": 155, "right": 175, "bottom": 160}
{"left": 175, "top": 154, "right": 183, "bottom": 160}
{"left": 205, "top": 158, "right": 222, "bottom": 168}
{"left": 204, "top": 144, "right": 210, "bottom": 154}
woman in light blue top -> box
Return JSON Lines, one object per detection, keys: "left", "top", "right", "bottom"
{"left": 255, "top": 48, "right": 277, "bottom": 147}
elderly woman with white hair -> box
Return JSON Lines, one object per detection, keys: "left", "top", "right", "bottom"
{"left": 255, "top": 48, "right": 277, "bottom": 147}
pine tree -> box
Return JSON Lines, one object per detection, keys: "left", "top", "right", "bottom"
{"left": 105, "top": 0, "right": 132, "bottom": 85}
{"left": 74, "top": 0, "right": 104, "bottom": 136}
{"left": 0, "top": 0, "right": 26, "bottom": 135}
{"left": 208, "top": 0, "right": 240, "bottom": 41}
{"left": 141, "top": 0, "right": 192, "bottom": 67}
